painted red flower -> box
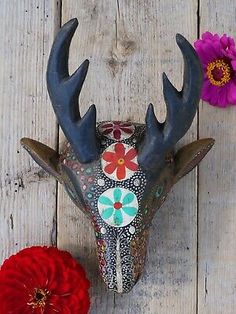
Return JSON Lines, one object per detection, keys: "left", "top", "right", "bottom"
{"left": 98, "top": 121, "right": 135, "bottom": 141}
{"left": 102, "top": 143, "right": 138, "bottom": 181}
{"left": 194, "top": 32, "right": 236, "bottom": 107}
{"left": 0, "top": 246, "right": 90, "bottom": 314}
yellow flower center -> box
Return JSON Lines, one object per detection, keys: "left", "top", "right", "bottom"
{"left": 117, "top": 158, "right": 125, "bottom": 165}
{"left": 28, "top": 288, "right": 50, "bottom": 309}
{"left": 206, "top": 59, "right": 231, "bottom": 86}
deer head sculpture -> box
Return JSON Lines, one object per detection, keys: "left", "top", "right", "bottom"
{"left": 21, "top": 18, "right": 214, "bottom": 293}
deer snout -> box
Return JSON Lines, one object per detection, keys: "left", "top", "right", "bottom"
{"left": 95, "top": 229, "right": 149, "bottom": 293}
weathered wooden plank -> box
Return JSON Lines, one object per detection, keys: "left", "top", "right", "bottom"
{"left": 198, "top": 1, "right": 236, "bottom": 314}
{"left": 59, "top": 1, "right": 199, "bottom": 313}
{"left": 0, "top": 0, "right": 60, "bottom": 264}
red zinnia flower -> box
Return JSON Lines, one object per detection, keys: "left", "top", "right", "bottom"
{"left": 0, "top": 246, "right": 90, "bottom": 314}
{"left": 194, "top": 31, "right": 236, "bottom": 107}
{"left": 102, "top": 143, "right": 138, "bottom": 180}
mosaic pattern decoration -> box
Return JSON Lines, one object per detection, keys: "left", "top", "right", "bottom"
{"left": 60, "top": 121, "right": 159, "bottom": 292}
{"left": 37, "top": 118, "right": 213, "bottom": 293}
{"left": 57, "top": 118, "right": 184, "bottom": 293}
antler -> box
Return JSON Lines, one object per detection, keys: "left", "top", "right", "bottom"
{"left": 47, "top": 18, "right": 100, "bottom": 163}
{"left": 138, "top": 34, "right": 203, "bottom": 172}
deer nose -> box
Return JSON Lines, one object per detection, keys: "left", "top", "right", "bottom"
{"left": 105, "top": 273, "right": 138, "bottom": 294}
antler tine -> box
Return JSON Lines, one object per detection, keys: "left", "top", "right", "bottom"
{"left": 138, "top": 34, "right": 203, "bottom": 172}
{"left": 163, "top": 34, "right": 203, "bottom": 144}
{"left": 47, "top": 18, "right": 100, "bottom": 163}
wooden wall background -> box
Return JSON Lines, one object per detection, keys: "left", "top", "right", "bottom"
{"left": 1, "top": 1, "right": 236, "bottom": 313}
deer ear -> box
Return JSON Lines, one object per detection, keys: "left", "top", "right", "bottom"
{"left": 20, "top": 138, "right": 62, "bottom": 182}
{"left": 174, "top": 138, "right": 215, "bottom": 183}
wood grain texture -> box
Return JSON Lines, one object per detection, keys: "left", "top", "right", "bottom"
{"left": 0, "top": 0, "right": 60, "bottom": 262}
{"left": 59, "top": 1, "right": 198, "bottom": 313}
{"left": 1, "top": 1, "right": 235, "bottom": 314}
{"left": 198, "top": 1, "right": 236, "bottom": 314}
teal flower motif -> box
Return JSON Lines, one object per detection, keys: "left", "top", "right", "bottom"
{"left": 98, "top": 188, "right": 138, "bottom": 227}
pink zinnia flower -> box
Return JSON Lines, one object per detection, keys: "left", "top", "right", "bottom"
{"left": 194, "top": 32, "right": 236, "bottom": 107}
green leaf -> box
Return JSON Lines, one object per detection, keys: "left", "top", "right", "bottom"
{"left": 113, "top": 188, "right": 122, "bottom": 202}
{"left": 122, "top": 192, "right": 134, "bottom": 205}
{"left": 101, "top": 207, "right": 114, "bottom": 219}
{"left": 114, "top": 210, "right": 123, "bottom": 226}
{"left": 122, "top": 206, "right": 137, "bottom": 216}
{"left": 98, "top": 195, "right": 114, "bottom": 206}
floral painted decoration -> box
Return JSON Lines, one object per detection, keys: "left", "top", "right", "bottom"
{"left": 98, "top": 121, "right": 135, "bottom": 141}
{"left": 101, "top": 143, "right": 138, "bottom": 181}
{"left": 98, "top": 187, "right": 138, "bottom": 227}
{"left": 194, "top": 31, "right": 236, "bottom": 107}
{"left": 0, "top": 246, "right": 90, "bottom": 314}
